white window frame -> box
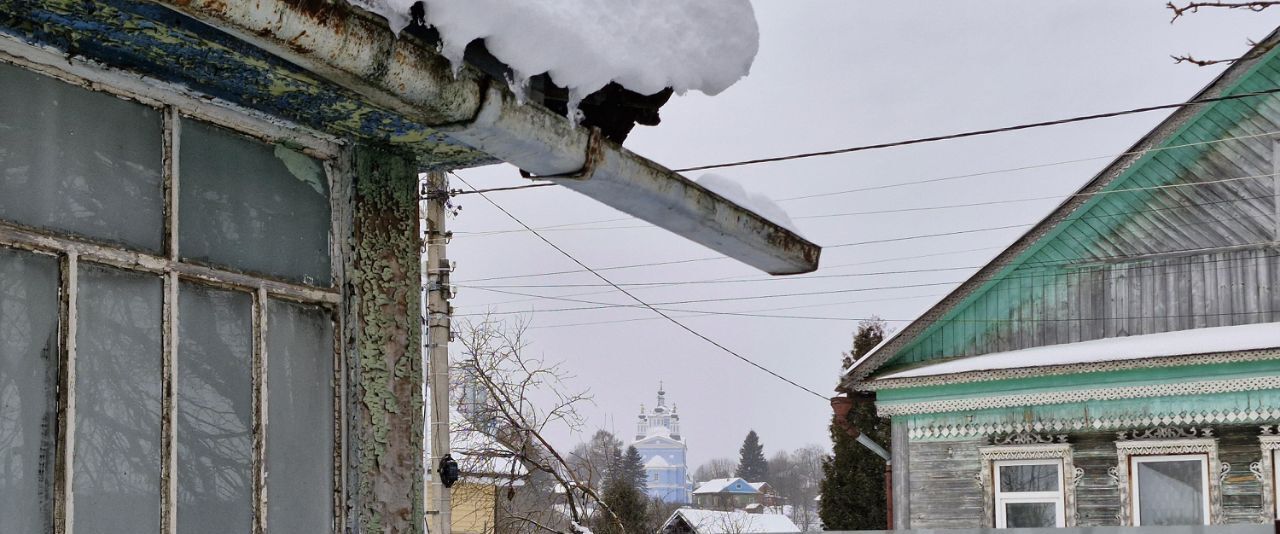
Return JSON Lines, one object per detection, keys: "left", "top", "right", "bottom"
{"left": 992, "top": 459, "right": 1066, "bottom": 528}
{"left": 978, "top": 442, "right": 1078, "bottom": 528}
{"left": 1129, "top": 454, "right": 1211, "bottom": 526}
{"left": 1114, "top": 437, "right": 1222, "bottom": 526}
{"left": 0, "top": 35, "right": 348, "bottom": 533}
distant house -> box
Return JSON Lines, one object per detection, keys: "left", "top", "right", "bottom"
{"left": 841, "top": 30, "right": 1280, "bottom": 530}
{"left": 658, "top": 509, "right": 800, "bottom": 534}
{"left": 746, "top": 482, "right": 782, "bottom": 507}
{"left": 449, "top": 411, "right": 528, "bottom": 534}
{"left": 693, "top": 478, "right": 761, "bottom": 510}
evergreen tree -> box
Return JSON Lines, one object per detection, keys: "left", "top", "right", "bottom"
{"left": 734, "top": 430, "right": 769, "bottom": 482}
{"left": 594, "top": 446, "right": 649, "bottom": 534}
{"left": 620, "top": 445, "right": 649, "bottom": 493}
{"left": 820, "top": 317, "right": 891, "bottom": 530}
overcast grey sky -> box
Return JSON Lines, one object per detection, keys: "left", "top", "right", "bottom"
{"left": 447, "top": 3, "right": 1280, "bottom": 470}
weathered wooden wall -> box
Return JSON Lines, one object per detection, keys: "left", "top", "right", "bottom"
{"left": 906, "top": 425, "right": 1271, "bottom": 529}
{"left": 896, "top": 244, "right": 1280, "bottom": 368}
{"left": 884, "top": 74, "right": 1280, "bottom": 370}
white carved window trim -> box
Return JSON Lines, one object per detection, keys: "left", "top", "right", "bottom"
{"left": 1256, "top": 435, "right": 1280, "bottom": 521}
{"left": 978, "top": 444, "right": 1078, "bottom": 528}
{"left": 1114, "top": 438, "right": 1223, "bottom": 526}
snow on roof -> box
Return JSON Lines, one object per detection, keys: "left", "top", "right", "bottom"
{"left": 666, "top": 509, "right": 800, "bottom": 534}
{"left": 347, "top": 0, "right": 758, "bottom": 103}
{"left": 878, "top": 322, "right": 1280, "bottom": 380}
{"left": 450, "top": 410, "right": 527, "bottom": 479}
{"left": 693, "top": 478, "right": 758, "bottom": 495}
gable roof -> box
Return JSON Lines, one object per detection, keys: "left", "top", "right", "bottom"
{"left": 661, "top": 509, "right": 800, "bottom": 534}
{"left": 844, "top": 29, "right": 1280, "bottom": 386}
{"left": 693, "top": 478, "right": 759, "bottom": 495}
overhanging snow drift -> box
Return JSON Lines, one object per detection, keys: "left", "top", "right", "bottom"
{"left": 156, "top": 0, "right": 819, "bottom": 275}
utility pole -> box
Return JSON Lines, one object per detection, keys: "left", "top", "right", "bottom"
{"left": 424, "top": 171, "right": 452, "bottom": 534}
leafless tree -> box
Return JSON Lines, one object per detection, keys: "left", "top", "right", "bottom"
{"left": 454, "top": 314, "right": 625, "bottom": 534}
{"left": 1166, "top": 1, "right": 1279, "bottom": 66}
{"left": 692, "top": 458, "right": 737, "bottom": 483}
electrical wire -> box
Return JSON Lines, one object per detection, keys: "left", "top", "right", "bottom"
{"left": 449, "top": 173, "right": 832, "bottom": 401}
{"left": 454, "top": 240, "right": 1280, "bottom": 318}
{"left": 447, "top": 92, "right": 1280, "bottom": 199}
{"left": 448, "top": 126, "right": 1280, "bottom": 235}
{"left": 456, "top": 181, "right": 1279, "bottom": 295}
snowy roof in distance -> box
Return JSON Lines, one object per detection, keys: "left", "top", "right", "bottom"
{"left": 663, "top": 509, "right": 800, "bottom": 534}
{"left": 878, "top": 322, "right": 1280, "bottom": 380}
{"left": 693, "top": 478, "right": 759, "bottom": 495}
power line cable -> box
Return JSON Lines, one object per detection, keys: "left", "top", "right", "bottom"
{"left": 449, "top": 173, "right": 832, "bottom": 401}
{"left": 455, "top": 240, "right": 1280, "bottom": 318}
{"left": 455, "top": 162, "right": 1280, "bottom": 238}
{"left": 670, "top": 88, "right": 1280, "bottom": 172}
{"left": 448, "top": 92, "right": 1280, "bottom": 198}
{"left": 454, "top": 170, "right": 1279, "bottom": 286}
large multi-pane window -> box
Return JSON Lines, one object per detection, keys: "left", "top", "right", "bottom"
{"left": 0, "top": 55, "right": 340, "bottom": 533}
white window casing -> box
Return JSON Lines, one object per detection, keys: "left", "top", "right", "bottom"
{"left": 1253, "top": 432, "right": 1280, "bottom": 521}
{"left": 1113, "top": 437, "right": 1224, "bottom": 526}
{"left": 978, "top": 442, "right": 1079, "bottom": 528}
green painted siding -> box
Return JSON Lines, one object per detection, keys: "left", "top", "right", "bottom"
{"left": 879, "top": 45, "right": 1280, "bottom": 374}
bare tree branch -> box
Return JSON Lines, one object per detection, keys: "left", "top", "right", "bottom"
{"left": 454, "top": 314, "right": 626, "bottom": 534}
{"left": 1167, "top": 1, "right": 1280, "bottom": 21}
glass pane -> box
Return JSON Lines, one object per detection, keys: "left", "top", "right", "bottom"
{"left": 179, "top": 120, "right": 331, "bottom": 285}
{"left": 1137, "top": 459, "right": 1205, "bottom": 525}
{"left": 1005, "top": 502, "right": 1057, "bottom": 528}
{"left": 0, "top": 248, "right": 59, "bottom": 534}
{"left": 178, "top": 283, "right": 253, "bottom": 534}
{"left": 999, "top": 463, "right": 1059, "bottom": 492}
{"left": 74, "top": 265, "right": 163, "bottom": 534}
{"left": 0, "top": 62, "right": 163, "bottom": 252}
{"left": 266, "top": 300, "right": 333, "bottom": 533}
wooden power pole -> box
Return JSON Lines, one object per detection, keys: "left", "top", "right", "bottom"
{"left": 424, "top": 171, "right": 452, "bottom": 534}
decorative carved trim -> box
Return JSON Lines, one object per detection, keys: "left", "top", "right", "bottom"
{"left": 979, "top": 443, "right": 1072, "bottom": 461}
{"left": 1257, "top": 433, "right": 1280, "bottom": 523}
{"left": 1107, "top": 466, "right": 1120, "bottom": 486}
{"left": 988, "top": 431, "right": 1068, "bottom": 446}
{"left": 880, "top": 375, "right": 1280, "bottom": 416}
{"left": 977, "top": 444, "right": 1077, "bottom": 527}
{"left": 906, "top": 407, "right": 1280, "bottom": 441}
{"left": 1117, "top": 426, "right": 1213, "bottom": 441}
{"left": 1114, "top": 437, "right": 1223, "bottom": 526}
{"left": 863, "top": 348, "right": 1280, "bottom": 391}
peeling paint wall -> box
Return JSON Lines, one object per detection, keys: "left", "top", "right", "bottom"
{"left": 0, "top": 0, "right": 495, "bottom": 169}
{"left": 348, "top": 146, "right": 426, "bottom": 533}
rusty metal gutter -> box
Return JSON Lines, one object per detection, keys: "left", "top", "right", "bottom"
{"left": 156, "top": 0, "right": 820, "bottom": 275}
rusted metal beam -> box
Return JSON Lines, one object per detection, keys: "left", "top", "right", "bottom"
{"left": 151, "top": 0, "right": 822, "bottom": 275}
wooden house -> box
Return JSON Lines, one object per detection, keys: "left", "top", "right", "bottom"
{"left": 841, "top": 30, "right": 1280, "bottom": 529}
{"left": 0, "top": 2, "right": 816, "bottom": 533}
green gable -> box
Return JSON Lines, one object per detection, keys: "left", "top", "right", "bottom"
{"left": 859, "top": 42, "right": 1280, "bottom": 379}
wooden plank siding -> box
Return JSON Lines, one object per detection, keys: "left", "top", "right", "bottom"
{"left": 908, "top": 425, "right": 1270, "bottom": 529}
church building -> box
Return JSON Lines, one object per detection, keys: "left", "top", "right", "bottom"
{"left": 634, "top": 384, "right": 693, "bottom": 503}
